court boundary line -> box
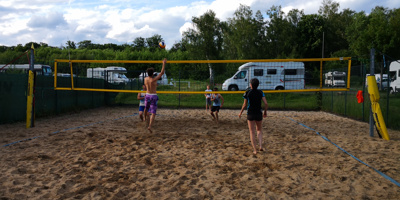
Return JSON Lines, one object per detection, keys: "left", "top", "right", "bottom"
{"left": 287, "top": 117, "right": 400, "bottom": 187}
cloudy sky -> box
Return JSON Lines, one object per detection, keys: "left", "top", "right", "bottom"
{"left": 0, "top": 0, "right": 398, "bottom": 48}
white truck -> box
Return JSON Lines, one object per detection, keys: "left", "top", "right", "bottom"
{"left": 0, "top": 64, "right": 52, "bottom": 76}
{"left": 389, "top": 61, "right": 400, "bottom": 93}
{"left": 222, "top": 62, "right": 305, "bottom": 91}
{"left": 138, "top": 72, "right": 169, "bottom": 85}
{"left": 324, "top": 71, "right": 346, "bottom": 87}
{"left": 87, "top": 66, "right": 129, "bottom": 84}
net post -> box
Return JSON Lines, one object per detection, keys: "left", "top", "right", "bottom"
{"left": 347, "top": 59, "right": 352, "bottom": 89}
{"left": 26, "top": 45, "right": 35, "bottom": 128}
{"left": 54, "top": 61, "right": 58, "bottom": 88}
{"left": 69, "top": 62, "right": 74, "bottom": 89}
{"left": 320, "top": 60, "right": 323, "bottom": 88}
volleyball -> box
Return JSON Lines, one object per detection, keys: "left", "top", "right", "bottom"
{"left": 159, "top": 41, "right": 166, "bottom": 49}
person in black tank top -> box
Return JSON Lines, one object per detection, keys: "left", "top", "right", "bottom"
{"left": 238, "top": 78, "right": 268, "bottom": 155}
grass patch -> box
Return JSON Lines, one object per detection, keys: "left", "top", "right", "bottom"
{"left": 116, "top": 92, "right": 320, "bottom": 110}
{"left": 115, "top": 89, "right": 400, "bottom": 130}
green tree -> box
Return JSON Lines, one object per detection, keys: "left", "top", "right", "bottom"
{"left": 225, "top": 4, "right": 266, "bottom": 59}
{"left": 132, "top": 37, "right": 146, "bottom": 51}
{"left": 77, "top": 40, "right": 93, "bottom": 49}
{"left": 318, "top": 0, "right": 354, "bottom": 57}
{"left": 66, "top": 40, "right": 76, "bottom": 49}
{"left": 387, "top": 8, "right": 400, "bottom": 59}
{"left": 182, "top": 10, "right": 224, "bottom": 83}
{"left": 297, "top": 14, "right": 325, "bottom": 58}
{"left": 266, "top": 5, "right": 298, "bottom": 58}
{"left": 346, "top": 11, "right": 369, "bottom": 56}
{"left": 146, "top": 34, "right": 164, "bottom": 51}
{"left": 367, "top": 7, "right": 393, "bottom": 54}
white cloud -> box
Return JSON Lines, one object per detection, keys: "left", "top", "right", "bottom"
{"left": 27, "top": 12, "right": 67, "bottom": 29}
{"left": 0, "top": 0, "right": 399, "bottom": 47}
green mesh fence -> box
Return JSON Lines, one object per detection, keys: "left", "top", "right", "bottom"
{"left": 320, "top": 64, "right": 400, "bottom": 130}
{"left": 0, "top": 74, "right": 28, "bottom": 123}
{"left": 0, "top": 73, "right": 122, "bottom": 124}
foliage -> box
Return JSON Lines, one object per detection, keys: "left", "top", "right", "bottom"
{"left": 1, "top": 2, "right": 400, "bottom": 73}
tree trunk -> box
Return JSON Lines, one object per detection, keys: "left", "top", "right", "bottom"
{"left": 208, "top": 63, "right": 214, "bottom": 86}
{"left": 206, "top": 56, "right": 214, "bottom": 86}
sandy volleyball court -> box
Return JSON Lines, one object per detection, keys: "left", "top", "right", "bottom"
{"left": 1, "top": 107, "right": 399, "bottom": 199}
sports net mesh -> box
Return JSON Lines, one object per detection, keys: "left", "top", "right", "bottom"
{"left": 54, "top": 58, "right": 352, "bottom": 94}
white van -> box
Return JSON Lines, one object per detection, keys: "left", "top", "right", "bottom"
{"left": 389, "top": 61, "right": 400, "bottom": 93}
{"left": 222, "top": 62, "right": 305, "bottom": 91}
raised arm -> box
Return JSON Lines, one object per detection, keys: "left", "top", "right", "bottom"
{"left": 154, "top": 58, "right": 167, "bottom": 81}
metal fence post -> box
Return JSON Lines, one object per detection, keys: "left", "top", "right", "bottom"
{"left": 362, "top": 63, "right": 365, "bottom": 121}
{"left": 331, "top": 91, "right": 333, "bottom": 112}
{"left": 345, "top": 91, "right": 347, "bottom": 116}
{"left": 384, "top": 57, "right": 390, "bottom": 128}
{"left": 179, "top": 69, "right": 181, "bottom": 109}
{"left": 369, "top": 48, "right": 375, "bottom": 137}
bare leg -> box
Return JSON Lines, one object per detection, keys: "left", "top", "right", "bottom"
{"left": 144, "top": 109, "right": 150, "bottom": 128}
{"left": 215, "top": 111, "right": 219, "bottom": 123}
{"left": 144, "top": 109, "right": 148, "bottom": 122}
{"left": 256, "top": 120, "right": 263, "bottom": 151}
{"left": 247, "top": 120, "right": 257, "bottom": 155}
{"left": 148, "top": 113, "right": 156, "bottom": 133}
{"left": 210, "top": 111, "right": 216, "bottom": 120}
{"left": 139, "top": 111, "right": 144, "bottom": 122}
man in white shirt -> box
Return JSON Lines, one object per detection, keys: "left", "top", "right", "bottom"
{"left": 204, "top": 85, "right": 212, "bottom": 112}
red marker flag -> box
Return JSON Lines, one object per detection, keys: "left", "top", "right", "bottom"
{"left": 356, "top": 90, "right": 364, "bottom": 103}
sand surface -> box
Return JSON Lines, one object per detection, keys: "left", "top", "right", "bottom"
{"left": 1, "top": 107, "right": 400, "bottom": 199}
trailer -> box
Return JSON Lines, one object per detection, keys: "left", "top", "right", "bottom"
{"left": 222, "top": 62, "right": 305, "bottom": 91}
{"left": 365, "top": 74, "right": 388, "bottom": 89}
{"left": 325, "top": 71, "right": 346, "bottom": 87}
{"left": 87, "top": 66, "right": 129, "bottom": 84}
{"left": 0, "top": 64, "right": 52, "bottom": 76}
{"left": 389, "top": 61, "right": 400, "bottom": 93}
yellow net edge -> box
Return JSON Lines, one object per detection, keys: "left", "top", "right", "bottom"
{"left": 53, "top": 57, "right": 352, "bottom": 94}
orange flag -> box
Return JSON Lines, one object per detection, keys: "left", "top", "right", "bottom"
{"left": 356, "top": 90, "right": 364, "bottom": 103}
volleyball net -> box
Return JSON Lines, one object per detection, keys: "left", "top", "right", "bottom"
{"left": 53, "top": 57, "right": 352, "bottom": 94}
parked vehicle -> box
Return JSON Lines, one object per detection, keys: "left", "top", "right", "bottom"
{"left": 365, "top": 74, "right": 388, "bottom": 89}
{"left": 138, "top": 72, "right": 169, "bottom": 85}
{"left": 325, "top": 71, "right": 346, "bottom": 87}
{"left": 57, "top": 73, "right": 77, "bottom": 77}
{"left": 222, "top": 62, "right": 305, "bottom": 91}
{"left": 87, "top": 66, "right": 129, "bottom": 84}
{"left": 389, "top": 61, "right": 400, "bottom": 93}
{"left": 0, "top": 64, "right": 52, "bottom": 76}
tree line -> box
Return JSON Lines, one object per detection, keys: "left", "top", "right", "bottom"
{"left": 1, "top": 0, "right": 399, "bottom": 82}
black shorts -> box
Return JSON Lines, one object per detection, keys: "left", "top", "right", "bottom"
{"left": 247, "top": 114, "right": 262, "bottom": 121}
{"left": 211, "top": 106, "right": 220, "bottom": 112}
